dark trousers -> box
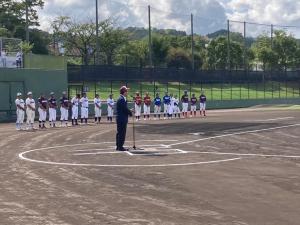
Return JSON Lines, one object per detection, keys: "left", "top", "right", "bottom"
{"left": 116, "top": 121, "right": 127, "bottom": 149}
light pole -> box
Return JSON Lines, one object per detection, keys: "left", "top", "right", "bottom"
{"left": 95, "top": 0, "right": 100, "bottom": 65}
{"left": 25, "top": 0, "right": 30, "bottom": 42}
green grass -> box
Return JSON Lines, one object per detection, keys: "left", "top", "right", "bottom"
{"left": 69, "top": 81, "right": 300, "bottom": 101}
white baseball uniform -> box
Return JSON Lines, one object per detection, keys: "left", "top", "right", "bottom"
{"left": 173, "top": 98, "right": 181, "bottom": 114}
{"left": 107, "top": 98, "right": 114, "bottom": 117}
{"left": 15, "top": 98, "right": 25, "bottom": 125}
{"left": 80, "top": 97, "right": 89, "bottom": 119}
{"left": 71, "top": 97, "right": 79, "bottom": 119}
{"left": 48, "top": 98, "right": 57, "bottom": 122}
{"left": 94, "top": 98, "right": 102, "bottom": 117}
{"left": 168, "top": 97, "right": 175, "bottom": 115}
{"left": 26, "top": 98, "right": 35, "bottom": 124}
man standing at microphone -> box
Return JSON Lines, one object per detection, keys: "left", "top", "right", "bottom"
{"left": 116, "top": 86, "right": 133, "bottom": 151}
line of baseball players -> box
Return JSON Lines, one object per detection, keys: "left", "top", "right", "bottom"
{"left": 14, "top": 90, "right": 206, "bottom": 130}
{"left": 133, "top": 90, "right": 207, "bottom": 121}
{"left": 15, "top": 91, "right": 115, "bottom": 130}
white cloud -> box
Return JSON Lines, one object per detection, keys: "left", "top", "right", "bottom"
{"left": 38, "top": 0, "right": 227, "bottom": 34}
{"left": 37, "top": 0, "right": 300, "bottom": 37}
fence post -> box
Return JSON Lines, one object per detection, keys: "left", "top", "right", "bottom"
{"left": 153, "top": 80, "right": 156, "bottom": 98}
{"left": 178, "top": 82, "right": 180, "bottom": 97}
{"left": 272, "top": 81, "right": 274, "bottom": 99}
{"left": 230, "top": 82, "right": 233, "bottom": 100}
{"left": 189, "top": 81, "right": 192, "bottom": 96}
{"left": 94, "top": 82, "right": 97, "bottom": 96}
{"left": 211, "top": 83, "right": 213, "bottom": 101}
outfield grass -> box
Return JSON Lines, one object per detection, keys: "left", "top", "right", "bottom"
{"left": 69, "top": 81, "right": 300, "bottom": 101}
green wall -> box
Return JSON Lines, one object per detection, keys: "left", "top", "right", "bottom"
{"left": 24, "top": 54, "right": 67, "bottom": 70}
{"left": 0, "top": 68, "right": 67, "bottom": 121}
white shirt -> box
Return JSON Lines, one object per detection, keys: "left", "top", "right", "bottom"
{"left": 174, "top": 98, "right": 179, "bottom": 107}
{"left": 15, "top": 98, "right": 25, "bottom": 110}
{"left": 107, "top": 98, "right": 115, "bottom": 107}
{"left": 16, "top": 52, "right": 22, "bottom": 61}
{"left": 26, "top": 98, "right": 35, "bottom": 110}
{"left": 71, "top": 97, "right": 79, "bottom": 107}
{"left": 80, "top": 97, "right": 89, "bottom": 108}
{"left": 94, "top": 98, "right": 101, "bottom": 108}
{"left": 170, "top": 97, "right": 176, "bottom": 107}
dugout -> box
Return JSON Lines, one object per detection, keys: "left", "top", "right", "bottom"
{"left": 0, "top": 68, "right": 67, "bottom": 122}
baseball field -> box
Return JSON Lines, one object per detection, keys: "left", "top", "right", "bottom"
{"left": 1, "top": 106, "right": 300, "bottom": 224}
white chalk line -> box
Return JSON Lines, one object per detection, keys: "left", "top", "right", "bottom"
{"left": 244, "top": 117, "right": 294, "bottom": 122}
{"left": 187, "top": 151, "right": 300, "bottom": 159}
{"left": 168, "top": 123, "right": 300, "bottom": 147}
{"left": 18, "top": 124, "right": 300, "bottom": 167}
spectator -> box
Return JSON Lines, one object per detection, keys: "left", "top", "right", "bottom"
{"left": 16, "top": 51, "right": 22, "bottom": 68}
{"left": 1, "top": 49, "right": 7, "bottom": 67}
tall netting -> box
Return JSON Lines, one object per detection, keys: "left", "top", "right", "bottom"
{"left": 0, "top": 37, "right": 22, "bottom": 56}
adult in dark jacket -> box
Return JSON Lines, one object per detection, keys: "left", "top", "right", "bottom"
{"left": 116, "top": 86, "right": 133, "bottom": 151}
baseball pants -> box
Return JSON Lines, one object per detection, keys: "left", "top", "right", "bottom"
{"left": 95, "top": 107, "right": 102, "bottom": 117}
{"left": 60, "top": 107, "right": 69, "bottom": 121}
{"left": 26, "top": 109, "right": 35, "bottom": 124}
{"left": 49, "top": 108, "right": 57, "bottom": 122}
{"left": 16, "top": 109, "right": 25, "bottom": 124}
{"left": 135, "top": 104, "right": 141, "bottom": 117}
{"left": 182, "top": 103, "right": 188, "bottom": 113}
{"left": 81, "top": 107, "right": 88, "bottom": 119}
{"left": 154, "top": 105, "right": 161, "bottom": 114}
{"left": 144, "top": 105, "right": 151, "bottom": 115}
{"left": 200, "top": 103, "right": 206, "bottom": 111}
{"left": 191, "top": 105, "right": 197, "bottom": 112}
{"left": 38, "top": 108, "right": 47, "bottom": 121}
{"left": 72, "top": 106, "right": 78, "bottom": 119}
{"left": 107, "top": 106, "right": 114, "bottom": 117}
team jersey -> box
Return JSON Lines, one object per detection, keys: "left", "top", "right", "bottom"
{"left": 80, "top": 97, "right": 89, "bottom": 108}
{"left": 71, "top": 97, "right": 79, "bottom": 107}
{"left": 174, "top": 98, "right": 179, "bottom": 107}
{"left": 48, "top": 97, "right": 57, "bottom": 108}
{"left": 134, "top": 96, "right": 142, "bottom": 105}
{"left": 60, "top": 96, "right": 69, "bottom": 108}
{"left": 38, "top": 97, "right": 48, "bottom": 109}
{"left": 26, "top": 98, "right": 35, "bottom": 110}
{"left": 191, "top": 97, "right": 197, "bottom": 105}
{"left": 163, "top": 95, "right": 171, "bottom": 105}
{"left": 181, "top": 94, "right": 189, "bottom": 103}
{"left": 107, "top": 98, "right": 115, "bottom": 107}
{"left": 144, "top": 96, "right": 151, "bottom": 106}
{"left": 94, "top": 98, "right": 101, "bottom": 108}
{"left": 200, "top": 95, "right": 207, "bottom": 103}
{"left": 15, "top": 99, "right": 25, "bottom": 110}
{"left": 154, "top": 97, "right": 162, "bottom": 106}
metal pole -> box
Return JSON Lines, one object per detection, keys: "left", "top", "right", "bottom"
{"left": 243, "top": 21, "right": 247, "bottom": 71}
{"left": 148, "top": 5, "right": 153, "bottom": 67}
{"left": 25, "top": 0, "right": 29, "bottom": 42}
{"left": 227, "top": 20, "right": 231, "bottom": 71}
{"left": 95, "top": 0, "right": 100, "bottom": 65}
{"left": 191, "top": 14, "right": 195, "bottom": 71}
{"left": 271, "top": 24, "right": 274, "bottom": 49}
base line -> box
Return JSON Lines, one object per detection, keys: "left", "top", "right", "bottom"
{"left": 168, "top": 124, "right": 300, "bottom": 147}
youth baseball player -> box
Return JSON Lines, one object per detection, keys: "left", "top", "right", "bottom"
{"left": 15, "top": 93, "right": 25, "bottom": 130}
{"left": 107, "top": 94, "right": 114, "bottom": 123}
{"left": 38, "top": 94, "right": 48, "bottom": 129}
{"left": 154, "top": 93, "right": 162, "bottom": 120}
{"left": 181, "top": 90, "right": 189, "bottom": 118}
{"left": 200, "top": 91, "right": 207, "bottom": 116}
{"left": 60, "top": 91, "right": 69, "bottom": 127}
{"left": 134, "top": 92, "right": 142, "bottom": 121}
{"left": 163, "top": 92, "right": 171, "bottom": 119}
{"left": 143, "top": 92, "right": 151, "bottom": 120}
{"left": 48, "top": 92, "right": 57, "bottom": 128}
{"left": 25, "top": 92, "right": 35, "bottom": 130}
{"left": 80, "top": 92, "right": 89, "bottom": 125}
{"left": 71, "top": 94, "right": 80, "bottom": 126}
{"left": 94, "top": 94, "right": 102, "bottom": 124}
{"left": 190, "top": 94, "right": 197, "bottom": 117}
{"left": 173, "top": 94, "right": 181, "bottom": 118}
{"left": 168, "top": 94, "right": 175, "bottom": 119}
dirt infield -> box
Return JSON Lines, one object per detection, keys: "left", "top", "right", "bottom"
{"left": 1, "top": 107, "right": 300, "bottom": 225}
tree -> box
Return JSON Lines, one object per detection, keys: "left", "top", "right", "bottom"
{"left": 52, "top": 17, "right": 97, "bottom": 65}
{"left": 152, "top": 35, "right": 169, "bottom": 66}
{"left": 205, "top": 37, "right": 243, "bottom": 70}
{"left": 167, "top": 47, "right": 192, "bottom": 69}
{"left": 99, "top": 26, "right": 129, "bottom": 65}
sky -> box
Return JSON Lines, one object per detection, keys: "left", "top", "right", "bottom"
{"left": 38, "top": 0, "right": 300, "bottom": 37}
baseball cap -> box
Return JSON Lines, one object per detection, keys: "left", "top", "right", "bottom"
{"left": 120, "top": 86, "right": 130, "bottom": 94}
{"left": 62, "top": 91, "right": 67, "bottom": 95}
{"left": 17, "top": 92, "right": 22, "bottom": 96}
{"left": 50, "top": 92, "right": 55, "bottom": 95}
{"left": 27, "top": 92, "right": 32, "bottom": 95}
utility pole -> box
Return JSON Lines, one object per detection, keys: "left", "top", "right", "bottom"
{"left": 148, "top": 5, "right": 153, "bottom": 67}
{"left": 227, "top": 20, "right": 230, "bottom": 71}
{"left": 95, "top": 0, "right": 100, "bottom": 65}
{"left": 191, "top": 14, "right": 195, "bottom": 71}
{"left": 25, "top": 0, "right": 30, "bottom": 42}
{"left": 243, "top": 21, "right": 247, "bottom": 70}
